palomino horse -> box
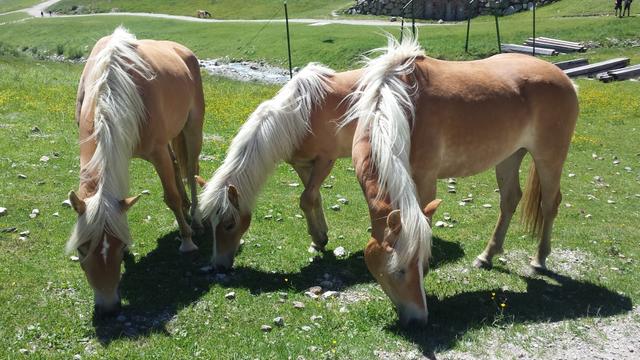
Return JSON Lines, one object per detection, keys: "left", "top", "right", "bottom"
{"left": 347, "top": 36, "right": 578, "bottom": 324}
{"left": 198, "top": 64, "right": 362, "bottom": 270}
{"left": 67, "top": 27, "right": 204, "bottom": 316}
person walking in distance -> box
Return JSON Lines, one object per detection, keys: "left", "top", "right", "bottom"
{"left": 623, "top": 0, "right": 633, "bottom": 16}
{"left": 615, "top": 0, "right": 624, "bottom": 17}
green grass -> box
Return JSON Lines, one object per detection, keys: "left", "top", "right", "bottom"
{"left": 48, "top": 0, "right": 353, "bottom": 19}
{"left": 0, "top": 5, "right": 639, "bottom": 70}
{"left": 0, "top": 0, "right": 40, "bottom": 13}
{"left": 0, "top": 51, "right": 639, "bottom": 358}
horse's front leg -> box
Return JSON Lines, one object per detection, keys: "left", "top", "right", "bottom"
{"left": 292, "top": 157, "right": 335, "bottom": 251}
{"left": 151, "top": 145, "right": 197, "bottom": 253}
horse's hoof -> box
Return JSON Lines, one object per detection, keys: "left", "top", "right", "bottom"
{"left": 310, "top": 233, "right": 329, "bottom": 251}
{"left": 473, "top": 257, "right": 492, "bottom": 270}
{"left": 529, "top": 262, "right": 548, "bottom": 275}
{"left": 310, "top": 241, "right": 326, "bottom": 252}
{"left": 179, "top": 239, "right": 199, "bottom": 253}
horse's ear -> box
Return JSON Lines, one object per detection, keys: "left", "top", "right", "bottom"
{"left": 386, "top": 210, "right": 402, "bottom": 235}
{"left": 68, "top": 190, "right": 86, "bottom": 215}
{"left": 423, "top": 199, "right": 442, "bottom": 221}
{"left": 227, "top": 185, "right": 239, "bottom": 209}
{"left": 195, "top": 175, "right": 207, "bottom": 188}
{"left": 120, "top": 195, "right": 141, "bottom": 212}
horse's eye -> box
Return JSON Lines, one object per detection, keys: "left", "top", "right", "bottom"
{"left": 395, "top": 269, "right": 406, "bottom": 279}
{"left": 224, "top": 222, "right": 235, "bottom": 231}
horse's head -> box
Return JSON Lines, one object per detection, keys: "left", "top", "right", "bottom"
{"left": 364, "top": 199, "right": 441, "bottom": 326}
{"left": 68, "top": 190, "right": 140, "bottom": 318}
{"left": 201, "top": 182, "right": 252, "bottom": 271}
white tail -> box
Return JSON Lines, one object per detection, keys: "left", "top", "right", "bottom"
{"left": 344, "top": 34, "right": 430, "bottom": 272}
{"left": 199, "top": 63, "right": 335, "bottom": 225}
{"left": 66, "top": 27, "right": 154, "bottom": 255}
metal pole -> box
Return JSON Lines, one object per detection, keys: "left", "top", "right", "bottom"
{"left": 400, "top": 17, "right": 405, "bottom": 42}
{"left": 494, "top": 12, "right": 501, "bottom": 53}
{"left": 284, "top": 1, "right": 293, "bottom": 79}
{"left": 465, "top": 16, "right": 471, "bottom": 52}
{"left": 532, "top": 1, "right": 536, "bottom": 56}
{"left": 411, "top": 0, "right": 415, "bottom": 37}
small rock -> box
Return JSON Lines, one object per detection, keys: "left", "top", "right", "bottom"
{"left": 19, "top": 231, "right": 29, "bottom": 237}
{"left": 73, "top": 355, "right": 82, "bottom": 360}
{"left": 322, "top": 184, "right": 333, "bottom": 189}
{"left": 40, "top": 155, "right": 50, "bottom": 162}
{"left": 31, "top": 126, "right": 41, "bottom": 133}
{"left": 607, "top": 199, "right": 616, "bottom": 204}
{"left": 52, "top": 212, "right": 60, "bottom": 217}
{"left": 310, "top": 315, "right": 323, "bottom": 321}
{"left": 308, "top": 286, "right": 322, "bottom": 295}
{"left": 330, "top": 204, "right": 340, "bottom": 211}
{"left": 224, "top": 291, "right": 236, "bottom": 300}
{"left": 304, "top": 291, "right": 319, "bottom": 299}
{"left": 585, "top": 214, "right": 592, "bottom": 219}
{"left": 498, "top": 257, "right": 507, "bottom": 265}
{"left": 70, "top": 255, "right": 80, "bottom": 261}
{"left": 624, "top": 166, "right": 632, "bottom": 172}
{"left": 321, "top": 291, "right": 339, "bottom": 299}
{"left": 613, "top": 159, "right": 621, "bottom": 165}
{"left": 19, "top": 349, "right": 29, "bottom": 355}
{"left": 337, "top": 197, "right": 349, "bottom": 205}
{"left": 458, "top": 201, "right": 466, "bottom": 206}
{"left": 278, "top": 292, "right": 288, "bottom": 299}
{"left": 264, "top": 214, "right": 273, "bottom": 219}
{"left": 565, "top": 203, "right": 572, "bottom": 208}
{"left": 62, "top": 199, "right": 72, "bottom": 207}
{"left": 301, "top": 325, "right": 312, "bottom": 332}
{"left": 339, "top": 306, "right": 349, "bottom": 313}
{"left": 447, "top": 178, "right": 457, "bottom": 184}
{"left": 295, "top": 214, "right": 304, "bottom": 219}
{"left": 293, "top": 301, "right": 305, "bottom": 309}
{"left": 0, "top": 207, "right": 6, "bottom": 216}
{"left": 482, "top": 204, "right": 492, "bottom": 208}
{"left": 18, "top": 174, "right": 27, "bottom": 179}
{"left": 568, "top": 173, "right": 576, "bottom": 178}
{"left": 19, "top": 236, "right": 27, "bottom": 241}
{"left": 141, "top": 190, "right": 151, "bottom": 195}
{"left": 443, "top": 213, "right": 451, "bottom": 221}
{"left": 1, "top": 227, "right": 17, "bottom": 233}
{"left": 273, "top": 317, "right": 285, "bottom": 326}
{"left": 333, "top": 246, "right": 346, "bottom": 257}
{"left": 434, "top": 221, "right": 446, "bottom": 228}
{"left": 461, "top": 197, "right": 473, "bottom": 203}
{"left": 288, "top": 182, "right": 300, "bottom": 187}
{"left": 260, "top": 324, "right": 272, "bottom": 332}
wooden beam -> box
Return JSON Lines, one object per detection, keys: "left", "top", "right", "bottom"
{"left": 608, "top": 64, "right": 640, "bottom": 81}
{"left": 564, "top": 58, "right": 630, "bottom": 77}
{"left": 553, "top": 58, "right": 589, "bottom": 70}
{"left": 501, "top": 44, "right": 558, "bottom": 56}
{"left": 524, "top": 40, "right": 581, "bottom": 53}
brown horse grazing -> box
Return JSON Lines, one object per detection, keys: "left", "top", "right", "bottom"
{"left": 198, "top": 64, "right": 361, "bottom": 270}
{"left": 346, "top": 36, "right": 578, "bottom": 325}
{"left": 67, "top": 27, "right": 205, "bottom": 316}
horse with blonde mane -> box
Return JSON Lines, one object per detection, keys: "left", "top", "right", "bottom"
{"left": 68, "top": 27, "right": 204, "bottom": 317}
{"left": 197, "top": 64, "right": 362, "bottom": 269}
{"left": 347, "top": 36, "right": 578, "bottom": 325}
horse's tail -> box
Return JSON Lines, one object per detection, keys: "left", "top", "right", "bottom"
{"left": 521, "top": 161, "right": 543, "bottom": 239}
{"left": 345, "top": 34, "right": 429, "bottom": 272}
{"left": 67, "top": 26, "right": 154, "bottom": 254}
{"left": 199, "top": 63, "right": 335, "bottom": 222}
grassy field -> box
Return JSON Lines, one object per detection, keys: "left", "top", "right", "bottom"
{"left": 0, "top": 0, "right": 40, "bottom": 13}
{"left": 0, "top": 4, "right": 639, "bottom": 70}
{"left": 0, "top": 0, "right": 639, "bottom": 358}
{"left": 48, "top": 0, "right": 353, "bottom": 19}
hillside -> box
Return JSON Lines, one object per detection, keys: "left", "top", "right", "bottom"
{"left": 47, "top": 0, "right": 354, "bottom": 19}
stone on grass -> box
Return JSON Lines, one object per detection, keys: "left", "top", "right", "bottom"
{"left": 53, "top": 212, "right": 60, "bottom": 217}
{"left": 295, "top": 214, "right": 304, "bottom": 219}
{"left": 339, "top": 306, "right": 349, "bottom": 313}
{"left": 70, "top": 255, "right": 80, "bottom": 261}
{"left": 304, "top": 291, "right": 319, "bottom": 299}
{"left": 498, "top": 257, "right": 507, "bottom": 265}
{"left": 482, "top": 204, "right": 492, "bottom": 208}
{"left": 40, "top": 155, "right": 50, "bottom": 162}
{"left": 261, "top": 324, "right": 272, "bottom": 332}
{"left": 321, "top": 291, "right": 339, "bottom": 299}
{"left": 310, "top": 315, "right": 323, "bottom": 321}
{"left": 333, "top": 246, "right": 346, "bottom": 257}
{"left": 337, "top": 197, "right": 348, "bottom": 205}
{"left": 18, "top": 174, "right": 27, "bottom": 179}
{"left": 62, "top": 199, "right": 72, "bottom": 207}
{"left": 19, "top": 231, "right": 29, "bottom": 237}
{"left": 293, "top": 301, "right": 305, "bottom": 309}
{"left": 308, "top": 286, "right": 322, "bottom": 295}
{"left": 330, "top": 204, "right": 340, "bottom": 211}
{"left": 607, "top": 199, "right": 616, "bottom": 204}
{"left": 0, "top": 207, "right": 6, "bottom": 216}
{"left": 301, "top": 325, "right": 312, "bottom": 332}
{"left": 568, "top": 173, "right": 576, "bottom": 178}
{"left": 141, "top": 190, "right": 151, "bottom": 195}
{"left": 30, "top": 209, "right": 40, "bottom": 219}
{"left": 434, "top": 221, "right": 446, "bottom": 228}
{"left": 288, "top": 182, "right": 300, "bottom": 187}
{"left": 273, "top": 316, "right": 285, "bottom": 326}
{"left": 224, "top": 291, "right": 236, "bottom": 300}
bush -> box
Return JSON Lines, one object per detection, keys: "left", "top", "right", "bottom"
{"left": 55, "top": 44, "right": 64, "bottom": 55}
{"left": 65, "top": 46, "right": 83, "bottom": 60}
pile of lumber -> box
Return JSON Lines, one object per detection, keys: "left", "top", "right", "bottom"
{"left": 502, "top": 36, "right": 585, "bottom": 56}
{"left": 556, "top": 57, "right": 639, "bottom": 82}
{"left": 524, "top": 37, "right": 586, "bottom": 53}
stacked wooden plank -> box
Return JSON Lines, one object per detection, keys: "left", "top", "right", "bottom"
{"left": 597, "top": 64, "right": 640, "bottom": 82}
{"left": 553, "top": 58, "right": 588, "bottom": 70}
{"left": 564, "top": 58, "right": 630, "bottom": 78}
{"left": 524, "top": 37, "right": 586, "bottom": 53}
{"left": 501, "top": 44, "right": 558, "bottom": 56}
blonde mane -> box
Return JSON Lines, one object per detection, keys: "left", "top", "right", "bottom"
{"left": 343, "top": 34, "right": 430, "bottom": 272}
{"left": 198, "top": 63, "right": 335, "bottom": 228}
{"left": 66, "top": 26, "right": 154, "bottom": 256}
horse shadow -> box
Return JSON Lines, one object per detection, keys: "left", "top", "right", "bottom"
{"left": 387, "top": 267, "right": 633, "bottom": 358}
{"left": 90, "top": 231, "right": 464, "bottom": 345}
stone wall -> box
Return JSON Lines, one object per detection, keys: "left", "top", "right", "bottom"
{"left": 347, "top": 0, "right": 559, "bottom": 21}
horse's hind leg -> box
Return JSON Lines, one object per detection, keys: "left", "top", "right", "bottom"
{"left": 182, "top": 111, "right": 204, "bottom": 234}
{"left": 151, "top": 146, "right": 198, "bottom": 252}
{"left": 293, "top": 157, "right": 335, "bottom": 251}
{"left": 474, "top": 148, "right": 527, "bottom": 269}
{"left": 529, "top": 156, "right": 564, "bottom": 271}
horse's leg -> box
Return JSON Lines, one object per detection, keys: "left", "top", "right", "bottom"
{"left": 183, "top": 111, "right": 204, "bottom": 234}
{"left": 529, "top": 157, "right": 563, "bottom": 271}
{"left": 169, "top": 143, "right": 191, "bottom": 216}
{"left": 474, "top": 149, "right": 527, "bottom": 269}
{"left": 292, "top": 157, "right": 335, "bottom": 251}
{"left": 151, "top": 146, "right": 197, "bottom": 252}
